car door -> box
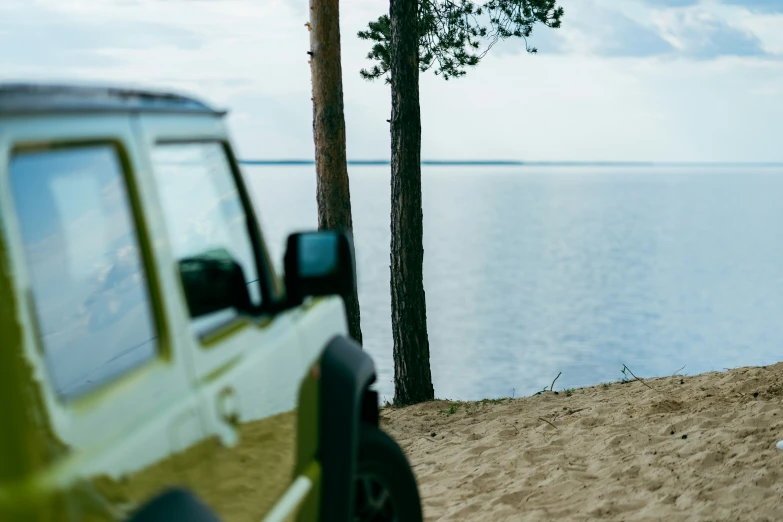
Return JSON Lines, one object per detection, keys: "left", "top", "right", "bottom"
{"left": 0, "top": 114, "right": 205, "bottom": 520}
{"left": 137, "top": 113, "right": 313, "bottom": 522}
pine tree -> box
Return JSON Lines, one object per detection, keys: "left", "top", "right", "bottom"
{"left": 359, "top": 0, "right": 563, "bottom": 405}
{"left": 309, "top": 0, "right": 363, "bottom": 344}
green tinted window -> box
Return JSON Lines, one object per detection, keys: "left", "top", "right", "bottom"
{"left": 151, "top": 142, "right": 261, "bottom": 335}
{"left": 10, "top": 146, "right": 157, "bottom": 399}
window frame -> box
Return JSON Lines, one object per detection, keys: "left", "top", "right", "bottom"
{"left": 8, "top": 139, "right": 172, "bottom": 402}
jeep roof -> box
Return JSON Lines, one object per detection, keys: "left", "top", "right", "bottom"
{"left": 0, "top": 83, "right": 225, "bottom": 115}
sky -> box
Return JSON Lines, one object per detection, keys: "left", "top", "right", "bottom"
{"left": 1, "top": 0, "right": 781, "bottom": 162}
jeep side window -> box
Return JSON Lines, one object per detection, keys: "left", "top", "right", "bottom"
{"left": 9, "top": 145, "right": 158, "bottom": 400}
{"left": 150, "top": 142, "right": 262, "bottom": 335}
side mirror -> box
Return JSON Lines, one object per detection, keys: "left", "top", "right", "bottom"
{"left": 283, "top": 231, "right": 357, "bottom": 305}
{"left": 178, "top": 248, "right": 251, "bottom": 318}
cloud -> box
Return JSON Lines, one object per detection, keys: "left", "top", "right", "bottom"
{"left": 0, "top": 0, "right": 781, "bottom": 163}
{"left": 0, "top": 3, "right": 205, "bottom": 71}
{"left": 519, "top": 1, "right": 775, "bottom": 61}
{"left": 647, "top": 0, "right": 700, "bottom": 6}
{"left": 641, "top": 0, "right": 783, "bottom": 13}
{"left": 658, "top": 11, "right": 771, "bottom": 59}
{"left": 500, "top": 4, "right": 674, "bottom": 58}
{"left": 596, "top": 11, "right": 676, "bottom": 57}
{"left": 736, "top": 0, "right": 783, "bottom": 12}
{"left": 684, "top": 21, "right": 768, "bottom": 58}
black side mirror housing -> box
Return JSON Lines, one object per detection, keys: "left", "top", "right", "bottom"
{"left": 178, "top": 248, "right": 251, "bottom": 318}
{"left": 284, "top": 231, "right": 357, "bottom": 305}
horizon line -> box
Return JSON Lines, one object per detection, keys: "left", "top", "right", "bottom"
{"left": 240, "top": 159, "right": 783, "bottom": 167}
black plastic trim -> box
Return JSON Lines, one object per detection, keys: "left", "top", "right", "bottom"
{"left": 126, "top": 488, "right": 221, "bottom": 522}
{"left": 319, "top": 335, "right": 377, "bottom": 521}
{"left": 220, "top": 140, "right": 279, "bottom": 309}
{"left": 361, "top": 389, "right": 379, "bottom": 428}
{"left": 283, "top": 231, "right": 357, "bottom": 307}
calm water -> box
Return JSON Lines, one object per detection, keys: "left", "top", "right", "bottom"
{"left": 245, "top": 165, "right": 783, "bottom": 402}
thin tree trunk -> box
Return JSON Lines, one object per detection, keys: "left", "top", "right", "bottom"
{"left": 309, "top": 0, "right": 362, "bottom": 344}
{"left": 389, "top": 0, "right": 434, "bottom": 405}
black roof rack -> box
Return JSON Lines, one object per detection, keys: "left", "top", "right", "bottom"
{"left": 0, "top": 83, "right": 225, "bottom": 116}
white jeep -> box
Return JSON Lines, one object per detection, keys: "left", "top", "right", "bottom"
{"left": 0, "top": 83, "right": 421, "bottom": 522}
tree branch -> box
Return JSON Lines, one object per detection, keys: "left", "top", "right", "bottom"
{"left": 358, "top": 0, "right": 564, "bottom": 82}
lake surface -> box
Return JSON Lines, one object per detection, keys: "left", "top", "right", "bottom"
{"left": 245, "top": 165, "right": 783, "bottom": 402}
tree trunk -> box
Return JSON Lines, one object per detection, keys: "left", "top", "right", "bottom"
{"left": 309, "top": 0, "right": 363, "bottom": 345}
{"left": 389, "top": 0, "right": 434, "bottom": 406}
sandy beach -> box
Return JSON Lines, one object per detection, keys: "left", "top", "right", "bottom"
{"left": 381, "top": 363, "right": 783, "bottom": 521}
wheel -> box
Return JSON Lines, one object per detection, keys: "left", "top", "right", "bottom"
{"left": 353, "top": 425, "right": 423, "bottom": 522}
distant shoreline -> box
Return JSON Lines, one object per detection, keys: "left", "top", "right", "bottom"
{"left": 240, "top": 160, "right": 783, "bottom": 167}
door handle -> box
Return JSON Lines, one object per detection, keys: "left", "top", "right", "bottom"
{"left": 215, "top": 386, "right": 240, "bottom": 447}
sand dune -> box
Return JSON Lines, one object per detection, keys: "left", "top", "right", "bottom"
{"left": 382, "top": 363, "right": 783, "bottom": 521}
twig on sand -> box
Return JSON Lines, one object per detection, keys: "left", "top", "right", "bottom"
{"left": 538, "top": 417, "right": 558, "bottom": 430}
{"left": 550, "top": 371, "right": 562, "bottom": 392}
{"left": 672, "top": 365, "right": 686, "bottom": 376}
{"left": 622, "top": 364, "right": 658, "bottom": 392}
